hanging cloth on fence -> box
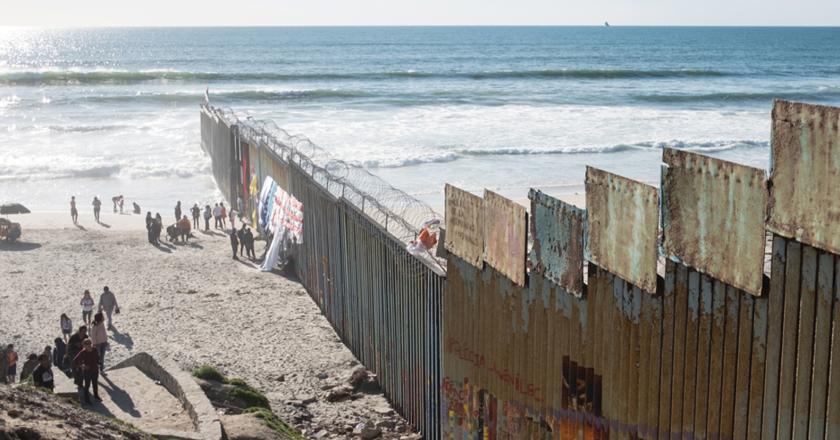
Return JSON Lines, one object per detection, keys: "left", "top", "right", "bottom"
{"left": 406, "top": 219, "right": 440, "bottom": 256}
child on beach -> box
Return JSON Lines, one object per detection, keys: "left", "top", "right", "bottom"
{"left": 81, "top": 290, "right": 95, "bottom": 325}
{"left": 60, "top": 313, "right": 73, "bottom": 342}
{"left": 5, "top": 344, "right": 17, "bottom": 384}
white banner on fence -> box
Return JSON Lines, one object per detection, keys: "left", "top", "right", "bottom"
{"left": 258, "top": 175, "right": 304, "bottom": 242}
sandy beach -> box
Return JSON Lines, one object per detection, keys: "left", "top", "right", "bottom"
{"left": 0, "top": 211, "right": 411, "bottom": 438}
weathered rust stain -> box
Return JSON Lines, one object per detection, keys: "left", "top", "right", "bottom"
{"left": 528, "top": 189, "right": 586, "bottom": 297}
{"left": 661, "top": 148, "right": 767, "bottom": 296}
{"left": 444, "top": 184, "right": 485, "bottom": 268}
{"left": 483, "top": 190, "right": 528, "bottom": 287}
{"left": 768, "top": 100, "right": 840, "bottom": 254}
{"left": 585, "top": 166, "right": 659, "bottom": 293}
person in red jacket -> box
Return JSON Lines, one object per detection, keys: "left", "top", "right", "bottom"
{"left": 73, "top": 339, "right": 101, "bottom": 404}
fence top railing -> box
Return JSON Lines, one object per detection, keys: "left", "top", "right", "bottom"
{"left": 201, "top": 102, "right": 446, "bottom": 272}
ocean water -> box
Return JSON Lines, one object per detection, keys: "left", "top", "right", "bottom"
{"left": 2, "top": 26, "right": 840, "bottom": 212}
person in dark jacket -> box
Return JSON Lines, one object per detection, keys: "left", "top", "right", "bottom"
{"left": 174, "top": 201, "right": 182, "bottom": 223}
{"left": 73, "top": 339, "right": 101, "bottom": 404}
{"left": 191, "top": 203, "right": 201, "bottom": 229}
{"left": 53, "top": 338, "right": 66, "bottom": 371}
{"left": 230, "top": 228, "right": 239, "bottom": 260}
{"left": 20, "top": 353, "right": 38, "bottom": 382}
{"left": 145, "top": 212, "right": 154, "bottom": 243}
{"left": 32, "top": 354, "right": 54, "bottom": 391}
{"left": 244, "top": 227, "right": 256, "bottom": 260}
{"left": 237, "top": 224, "right": 247, "bottom": 255}
{"left": 66, "top": 326, "right": 87, "bottom": 369}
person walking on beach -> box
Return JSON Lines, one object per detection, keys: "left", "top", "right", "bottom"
{"left": 53, "top": 338, "right": 66, "bottom": 371}
{"left": 60, "top": 313, "right": 73, "bottom": 342}
{"left": 70, "top": 196, "right": 78, "bottom": 224}
{"left": 175, "top": 201, "right": 182, "bottom": 223}
{"left": 133, "top": 202, "right": 141, "bottom": 214}
{"left": 191, "top": 203, "right": 200, "bottom": 229}
{"left": 32, "top": 354, "right": 54, "bottom": 391}
{"left": 92, "top": 196, "right": 102, "bottom": 222}
{"left": 230, "top": 228, "right": 239, "bottom": 260}
{"left": 203, "top": 205, "right": 212, "bottom": 231}
{"left": 244, "top": 227, "right": 256, "bottom": 260}
{"left": 5, "top": 344, "right": 18, "bottom": 384}
{"left": 73, "top": 339, "right": 101, "bottom": 404}
{"left": 98, "top": 286, "right": 119, "bottom": 328}
{"left": 81, "top": 290, "right": 95, "bottom": 325}
{"left": 90, "top": 312, "right": 108, "bottom": 373}
{"left": 229, "top": 209, "right": 237, "bottom": 231}
{"left": 220, "top": 202, "right": 228, "bottom": 230}
{"left": 213, "top": 203, "right": 222, "bottom": 229}
{"left": 20, "top": 353, "right": 38, "bottom": 382}
{"left": 66, "top": 326, "right": 87, "bottom": 370}
{"left": 111, "top": 195, "right": 119, "bottom": 213}
{"left": 118, "top": 196, "right": 124, "bottom": 214}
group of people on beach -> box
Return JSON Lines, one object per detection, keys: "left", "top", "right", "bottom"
{"left": 2, "top": 287, "right": 120, "bottom": 405}
{"left": 70, "top": 195, "right": 140, "bottom": 224}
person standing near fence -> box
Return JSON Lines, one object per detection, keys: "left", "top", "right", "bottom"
{"left": 229, "top": 228, "right": 239, "bottom": 260}
{"left": 213, "top": 203, "right": 222, "bottom": 229}
{"left": 237, "top": 224, "right": 246, "bottom": 255}
{"left": 244, "top": 227, "right": 256, "bottom": 260}
{"left": 174, "top": 201, "right": 182, "bottom": 223}
{"left": 220, "top": 202, "right": 227, "bottom": 230}
{"left": 92, "top": 196, "right": 102, "bottom": 222}
{"left": 203, "top": 205, "right": 212, "bottom": 231}
{"left": 70, "top": 196, "right": 78, "bottom": 224}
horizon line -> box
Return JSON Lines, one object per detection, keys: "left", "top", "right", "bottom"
{"left": 3, "top": 24, "right": 840, "bottom": 29}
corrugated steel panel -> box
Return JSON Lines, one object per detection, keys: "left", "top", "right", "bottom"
{"left": 768, "top": 100, "right": 840, "bottom": 254}
{"left": 661, "top": 148, "right": 767, "bottom": 296}
{"left": 528, "top": 188, "right": 586, "bottom": 296}
{"left": 585, "top": 166, "right": 659, "bottom": 293}
{"left": 482, "top": 189, "right": 528, "bottom": 287}
{"left": 444, "top": 184, "right": 484, "bottom": 268}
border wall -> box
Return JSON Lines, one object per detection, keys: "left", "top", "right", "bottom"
{"left": 442, "top": 100, "right": 840, "bottom": 439}
{"left": 202, "top": 100, "right": 840, "bottom": 440}
{"left": 200, "top": 103, "right": 444, "bottom": 439}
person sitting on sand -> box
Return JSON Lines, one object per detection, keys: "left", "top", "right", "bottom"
{"left": 175, "top": 200, "right": 182, "bottom": 223}
{"left": 53, "top": 338, "right": 67, "bottom": 371}
{"left": 20, "top": 353, "right": 38, "bottom": 382}
{"left": 191, "top": 203, "right": 201, "bottom": 229}
{"left": 92, "top": 196, "right": 102, "bottom": 222}
{"left": 203, "top": 205, "right": 212, "bottom": 231}
{"left": 32, "top": 354, "right": 54, "bottom": 391}
{"left": 178, "top": 215, "right": 192, "bottom": 242}
{"left": 60, "top": 313, "right": 73, "bottom": 342}
{"left": 220, "top": 202, "right": 228, "bottom": 229}
{"left": 230, "top": 228, "right": 239, "bottom": 260}
{"left": 70, "top": 196, "right": 78, "bottom": 224}
{"left": 81, "top": 290, "right": 94, "bottom": 325}
{"left": 5, "top": 344, "right": 18, "bottom": 384}
{"left": 213, "top": 203, "right": 222, "bottom": 229}
{"left": 73, "top": 339, "right": 101, "bottom": 404}
{"left": 98, "top": 286, "right": 119, "bottom": 329}
{"left": 133, "top": 202, "right": 141, "bottom": 214}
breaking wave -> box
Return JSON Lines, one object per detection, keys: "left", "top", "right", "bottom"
{"left": 0, "top": 68, "right": 733, "bottom": 85}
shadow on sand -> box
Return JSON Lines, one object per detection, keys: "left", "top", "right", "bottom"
{"left": 74, "top": 223, "right": 87, "bottom": 231}
{"left": 200, "top": 229, "right": 226, "bottom": 237}
{"left": 96, "top": 221, "right": 111, "bottom": 228}
{"left": 100, "top": 375, "right": 141, "bottom": 417}
{"left": 110, "top": 328, "right": 134, "bottom": 350}
{"left": 0, "top": 241, "right": 42, "bottom": 252}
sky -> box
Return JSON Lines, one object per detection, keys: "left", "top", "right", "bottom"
{"left": 2, "top": 0, "right": 839, "bottom": 27}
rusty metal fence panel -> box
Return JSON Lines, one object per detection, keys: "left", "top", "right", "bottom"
{"left": 768, "top": 100, "right": 840, "bottom": 255}
{"left": 482, "top": 190, "right": 528, "bottom": 287}
{"left": 586, "top": 166, "right": 660, "bottom": 293}
{"left": 528, "top": 189, "right": 586, "bottom": 297}
{"left": 661, "top": 148, "right": 767, "bottom": 296}
{"left": 444, "top": 184, "right": 484, "bottom": 268}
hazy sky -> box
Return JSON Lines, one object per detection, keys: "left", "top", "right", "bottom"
{"left": 3, "top": 0, "right": 839, "bottom": 27}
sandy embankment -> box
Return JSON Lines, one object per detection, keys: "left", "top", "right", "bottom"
{"left": 0, "top": 212, "right": 412, "bottom": 438}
